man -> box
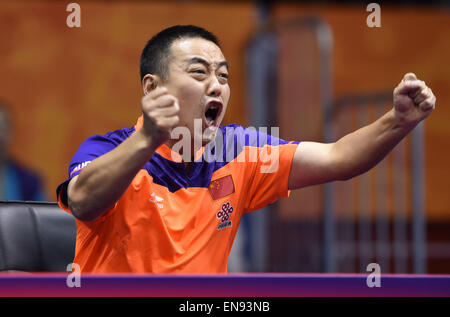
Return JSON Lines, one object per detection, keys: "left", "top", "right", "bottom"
{"left": 56, "top": 25, "right": 436, "bottom": 273}
{"left": 0, "top": 103, "right": 46, "bottom": 201}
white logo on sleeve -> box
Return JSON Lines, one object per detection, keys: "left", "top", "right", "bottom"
{"left": 149, "top": 192, "right": 164, "bottom": 209}
{"left": 70, "top": 161, "right": 91, "bottom": 176}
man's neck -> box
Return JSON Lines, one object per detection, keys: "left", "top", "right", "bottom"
{"left": 164, "top": 139, "right": 199, "bottom": 177}
{"left": 165, "top": 139, "right": 201, "bottom": 163}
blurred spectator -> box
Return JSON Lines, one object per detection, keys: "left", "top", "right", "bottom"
{"left": 0, "top": 102, "right": 46, "bottom": 201}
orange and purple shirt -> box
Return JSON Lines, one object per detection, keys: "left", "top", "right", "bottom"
{"left": 57, "top": 117, "right": 299, "bottom": 273}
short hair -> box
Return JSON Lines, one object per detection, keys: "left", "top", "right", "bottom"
{"left": 140, "top": 25, "right": 220, "bottom": 82}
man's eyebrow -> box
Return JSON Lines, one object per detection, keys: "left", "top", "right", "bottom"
{"left": 186, "top": 57, "right": 229, "bottom": 69}
{"left": 218, "top": 60, "right": 229, "bottom": 69}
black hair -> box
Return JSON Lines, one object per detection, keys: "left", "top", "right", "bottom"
{"left": 139, "top": 25, "right": 220, "bottom": 82}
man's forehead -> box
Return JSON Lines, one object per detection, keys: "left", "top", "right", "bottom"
{"left": 170, "top": 38, "right": 226, "bottom": 64}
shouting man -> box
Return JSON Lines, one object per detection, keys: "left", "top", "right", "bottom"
{"left": 57, "top": 25, "right": 436, "bottom": 273}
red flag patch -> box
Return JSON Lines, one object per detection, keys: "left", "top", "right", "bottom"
{"left": 208, "top": 175, "right": 235, "bottom": 200}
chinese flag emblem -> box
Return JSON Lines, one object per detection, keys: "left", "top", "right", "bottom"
{"left": 209, "top": 175, "right": 235, "bottom": 200}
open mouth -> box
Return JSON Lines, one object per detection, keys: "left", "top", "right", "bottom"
{"left": 204, "top": 101, "right": 223, "bottom": 126}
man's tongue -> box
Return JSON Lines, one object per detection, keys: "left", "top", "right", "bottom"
{"left": 206, "top": 116, "right": 214, "bottom": 125}
{"left": 205, "top": 107, "right": 218, "bottom": 126}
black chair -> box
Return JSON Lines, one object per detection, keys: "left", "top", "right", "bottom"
{"left": 0, "top": 201, "right": 76, "bottom": 272}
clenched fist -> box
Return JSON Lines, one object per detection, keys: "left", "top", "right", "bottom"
{"left": 141, "top": 87, "right": 180, "bottom": 147}
{"left": 393, "top": 73, "right": 436, "bottom": 126}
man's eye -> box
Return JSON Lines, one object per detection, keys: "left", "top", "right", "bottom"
{"left": 220, "top": 73, "right": 229, "bottom": 79}
{"left": 191, "top": 69, "right": 206, "bottom": 74}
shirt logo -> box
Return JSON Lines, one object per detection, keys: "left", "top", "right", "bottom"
{"left": 209, "top": 175, "right": 235, "bottom": 200}
{"left": 149, "top": 192, "right": 164, "bottom": 209}
{"left": 216, "top": 202, "right": 234, "bottom": 230}
{"left": 70, "top": 161, "right": 91, "bottom": 176}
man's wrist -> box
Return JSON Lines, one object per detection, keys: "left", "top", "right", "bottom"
{"left": 390, "top": 107, "right": 419, "bottom": 133}
{"left": 134, "top": 128, "right": 162, "bottom": 154}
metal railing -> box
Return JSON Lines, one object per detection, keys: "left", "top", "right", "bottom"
{"left": 327, "top": 94, "right": 427, "bottom": 273}
{"left": 244, "top": 16, "right": 426, "bottom": 273}
{"left": 244, "top": 16, "right": 333, "bottom": 272}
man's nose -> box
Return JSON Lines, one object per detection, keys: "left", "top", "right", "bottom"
{"left": 207, "top": 75, "right": 221, "bottom": 97}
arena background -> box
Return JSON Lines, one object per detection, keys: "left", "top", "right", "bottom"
{"left": 0, "top": 0, "right": 448, "bottom": 273}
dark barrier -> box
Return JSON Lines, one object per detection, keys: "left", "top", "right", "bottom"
{"left": 0, "top": 201, "right": 76, "bottom": 272}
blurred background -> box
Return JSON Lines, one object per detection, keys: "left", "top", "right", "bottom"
{"left": 0, "top": 0, "right": 449, "bottom": 274}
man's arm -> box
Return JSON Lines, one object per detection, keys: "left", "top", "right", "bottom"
{"left": 68, "top": 87, "right": 179, "bottom": 221}
{"left": 288, "top": 73, "right": 436, "bottom": 190}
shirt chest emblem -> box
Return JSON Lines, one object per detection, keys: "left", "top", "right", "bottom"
{"left": 209, "top": 175, "right": 235, "bottom": 200}
{"left": 149, "top": 192, "right": 164, "bottom": 209}
{"left": 216, "top": 202, "right": 234, "bottom": 230}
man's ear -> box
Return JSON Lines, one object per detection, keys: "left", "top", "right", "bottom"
{"left": 142, "top": 74, "right": 161, "bottom": 95}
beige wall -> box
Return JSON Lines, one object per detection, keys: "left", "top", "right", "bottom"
{"left": 0, "top": 0, "right": 256, "bottom": 199}
{"left": 276, "top": 4, "right": 450, "bottom": 221}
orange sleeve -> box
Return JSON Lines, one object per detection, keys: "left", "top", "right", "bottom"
{"left": 243, "top": 142, "right": 299, "bottom": 213}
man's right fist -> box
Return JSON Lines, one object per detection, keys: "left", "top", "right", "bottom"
{"left": 141, "top": 87, "right": 180, "bottom": 146}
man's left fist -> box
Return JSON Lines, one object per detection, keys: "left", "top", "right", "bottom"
{"left": 393, "top": 73, "right": 436, "bottom": 126}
